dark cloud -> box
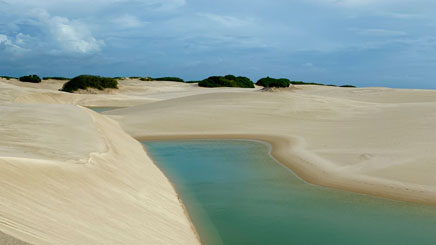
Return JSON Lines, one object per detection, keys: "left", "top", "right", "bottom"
{"left": 0, "top": 0, "right": 435, "bottom": 88}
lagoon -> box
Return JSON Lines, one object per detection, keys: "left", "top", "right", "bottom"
{"left": 143, "top": 140, "right": 436, "bottom": 245}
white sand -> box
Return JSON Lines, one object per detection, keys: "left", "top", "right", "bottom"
{"left": 2, "top": 76, "right": 436, "bottom": 243}
{"left": 0, "top": 104, "right": 198, "bottom": 244}
{"left": 107, "top": 86, "right": 436, "bottom": 204}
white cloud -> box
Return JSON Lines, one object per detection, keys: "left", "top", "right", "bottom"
{"left": 313, "top": 0, "right": 378, "bottom": 7}
{"left": 197, "top": 13, "right": 252, "bottom": 28}
{"left": 355, "top": 28, "right": 407, "bottom": 37}
{"left": 147, "top": 0, "right": 186, "bottom": 11}
{"left": 46, "top": 16, "right": 104, "bottom": 54}
{"left": 112, "top": 15, "right": 145, "bottom": 28}
{"left": 0, "top": 33, "right": 28, "bottom": 54}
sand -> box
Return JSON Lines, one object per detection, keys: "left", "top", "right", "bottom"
{"left": 2, "top": 76, "right": 436, "bottom": 243}
{"left": 0, "top": 104, "right": 199, "bottom": 244}
{"left": 106, "top": 86, "right": 436, "bottom": 205}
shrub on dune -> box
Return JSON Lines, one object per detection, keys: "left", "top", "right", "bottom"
{"left": 0, "top": 75, "right": 16, "bottom": 80}
{"left": 256, "top": 77, "right": 291, "bottom": 88}
{"left": 139, "top": 77, "right": 153, "bottom": 81}
{"left": 19, "top": 75, "right": 41, "bottom": 83}
{"left": 198, "top": 75, "right": 255, "bottom": 88}
{"left": 42, "top": 77, "right": 71, "bottom": 80}
{"left": 60, "top": 75, "right": 118, "bottom": 93}
{"left": 152, "top": 77, "right": 185, "bottom": 82}
{"left": 340, "top": 85, "right": 356, "bottom": 88}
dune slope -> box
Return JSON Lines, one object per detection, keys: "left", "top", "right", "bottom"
{"left": 0, "top": 104, "right": 198, "bottom": 244}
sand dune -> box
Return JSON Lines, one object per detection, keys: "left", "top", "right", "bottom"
{"left": 1, "top": 78, "right": 260, "bottom": 107}
{"left": 0, "top": 104, "right": 198, "bottom": 244}
{"left": 3, "top": 77, "right": 436, "bottom": 243}
{"left": 107, "top": 86, "right": 436, "bottom": 204}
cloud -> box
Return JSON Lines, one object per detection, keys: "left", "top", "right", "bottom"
{"left": 0, "top": 7, "right": 104, "bottom": 55}
{"left": 313, "top": 0, "right": 378, "bottom": 7}
{"left": 0, "top": 33, "right": 29, "bottom": 54}
{"left": 147, "top": 0, "right": 186, "bottom": 11}
{"left": 355, "top": 28, "right": 407, "bottom": 37}
{"left": 46, "top": 16, "right": 104, "bottom": 54}
{"left": 112, "top": 15, "right": 145, "bottom": 28}
{"left": 197, "top": 13, "right": 252, "bottom": 27}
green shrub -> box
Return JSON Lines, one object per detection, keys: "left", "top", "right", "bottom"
{"left": 291, "top": 81, "right": 325, "bottom": 86}
{"left": 140, "top": 77, "right": 153, "bottom": 81}
{"left": 153, "top": 77, "right": 185, "bottom": 82}
{"left": 199, "top": 75, "right": 254, "bottom": 88}
{"left": 0, "top": 76, "right": 16, "bottom": 80}
{"left": 256, "top": 77, "right": 291, "bottom": 88}
{"left": 43, "top": 77, "right": 70, "bottom": 80}
{"left": 340, "top": 85, "right": 356, "bottom": 88}
{"left": 61, "top": 75, "right": 118, "bottom": 93}
{"left": 19, "top": 75, "right": 41, "bottom": 83}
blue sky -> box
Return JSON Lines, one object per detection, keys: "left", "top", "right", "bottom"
{"left": 0, "top": 0, "right": 435, "bottom": 88}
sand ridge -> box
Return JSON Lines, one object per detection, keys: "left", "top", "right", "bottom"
{"left": 0, "top": 104, "right": 199, "bottom": 244}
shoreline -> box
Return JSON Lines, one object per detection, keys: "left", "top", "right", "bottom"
{"left": 136, "top": 134, "right": 436, "bottom": 206}
{"left": 140, "top": 143, "right": 203, "bottom": 244}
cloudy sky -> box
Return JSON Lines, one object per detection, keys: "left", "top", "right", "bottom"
{"left": 0, "top": 0, "right": 435, "bottom": 88}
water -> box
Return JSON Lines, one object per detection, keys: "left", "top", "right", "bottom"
{"left": 88, "top": 107, "right": 121, "bottom": 113}
{"left": 143, "top": 140, "right": 436, "bottom": 245}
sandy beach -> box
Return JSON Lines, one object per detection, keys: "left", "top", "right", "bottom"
{"left": 2, "top": 77, "right": 436, "bottom": 243}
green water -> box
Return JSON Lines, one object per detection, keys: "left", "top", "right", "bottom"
{"left": 143, "top": 140, "right": 436, "bottom": 245}
{"left": 88, "top": 107, "right": 121, "bottom": 113}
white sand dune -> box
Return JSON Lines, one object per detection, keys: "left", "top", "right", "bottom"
{"left": 107, "top": 86, "right": 436, "bottom": 204}
{"left": 0, "top": 104, "right": 198, "bottom": 244}
{"left": 2, "top": 76, "right": 436, "bottom": 244}
{"left": 1, "top": 78, "right": 260, "bottom": 106}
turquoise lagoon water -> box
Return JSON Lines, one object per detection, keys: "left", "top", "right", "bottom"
{"left": 88, "top": 107, "right": 121, "bottom": 113}
{"left": 143, "top": 140, "right": 436, "bottom": 245}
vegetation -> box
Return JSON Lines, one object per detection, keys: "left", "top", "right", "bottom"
{"left": 19, "top": 75, "right": 41, "bottom": 83}
{"left": 291, "top": 81, "right": 325, "bottom": 86}
{"left": 291, "top": 81, "right": 356, "bottom": 87}
{"left": 42, "top": 77, "right": 70, "bottom": 80}
{"left": 61, "top": 75, "right": 118, "bottom": 93}
{"left": 112, "top": 77, "right": 125, "bottom": 80}
{"left": 139, "top": 77, "right": 153, "bottom": 81}
{"left": 0, "top": 76, "right": 16, "bottom": 80}
{"left": 199, "top": 75, "right": 255, "bottom": 88}
{"left": 152, "top": 77, "right": 185, "bottom": 82}
{"left": 340, "top": 85, "right": 356, "bottom": 88}
{"left": 256, "top": 77, "right": 291, "bottom": 88}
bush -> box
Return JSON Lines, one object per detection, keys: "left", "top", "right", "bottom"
{"left": 19, "top": 75, "right": 41, "bottom": 83}
{"left": 61, "top": 75, "right": 118, "bottom": 93}
{"left": 340, "top": 85, "right": 356, "bottom": 88}
{"left": 43, "top": 77, "right": 70, "bottom": 80}
{"left": 256, "top": 77, "right": 291, "bottom": 88}
{"left": 153, "top": 77, "right": 185, "bottom": 82}
{"left": 291, "top": 81, "right": 325, "bottom": 86}
{"left": 0, "top": 76, "right": 16, "bottom": 80}
{"left": 199, "top": 75, "right": 254, "bottom": 88}
{"left": 139, "top": 77, "right": 153, "bottom": 81}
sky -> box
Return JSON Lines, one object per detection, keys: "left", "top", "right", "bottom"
{"left": 0, "top": 0, "right": 435, "bottom": 88}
